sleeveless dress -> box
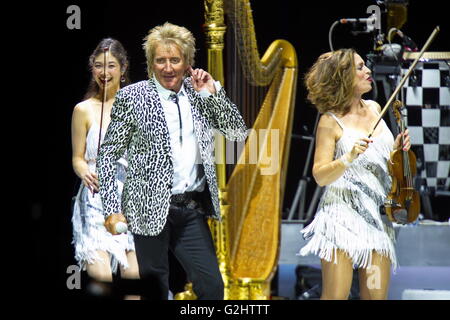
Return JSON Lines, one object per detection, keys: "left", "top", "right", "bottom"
{"left": 299, "top": 105, "right": 398, "bottom": 270}
{"left": 72, "top": 122, "right": 135, "bottom": 273}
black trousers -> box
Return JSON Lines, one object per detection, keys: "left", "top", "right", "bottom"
{"left": 133, "top": 206, "right": 224, "bottom": 300}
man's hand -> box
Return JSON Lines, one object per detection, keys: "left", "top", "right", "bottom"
{"left": 188, "top": 66, "right": 216, "bottom": 94}
{"left": 104, "top": 213, "right": 127, "bottom": 235}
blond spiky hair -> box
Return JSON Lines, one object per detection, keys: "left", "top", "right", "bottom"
{"left": 143, "top": 22, "right": 196, "bottom": 77}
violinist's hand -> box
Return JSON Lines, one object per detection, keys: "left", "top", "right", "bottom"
{"left": 348, "top": 137, "right": 373, "bottom": 161}
{"left": 104, "top": 213, "right": 127, "bottom": 235}
{"left": 393, "top": 129, "right": 411, "bottom": 151}
{"left": 188, "top": 66, "right": 216, "bottom": 94}
{"left": 82, "top": 171, "right": 99, "bottom": 194}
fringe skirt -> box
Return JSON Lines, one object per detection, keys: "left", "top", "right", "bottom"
{"left": 71, "top": 163, "right": 135, "bottom": 273}
{"left": 299, "top": 184, "right": 398, "bottom": 271}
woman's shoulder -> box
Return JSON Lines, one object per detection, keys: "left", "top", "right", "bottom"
{"left": 363, "top": 99, "right": 382, "bottom": 113}
{"left": 318, "top": 112, "right": 341, "bottom": 132}
{"left": 319, "top": 112, "right": 341, "bottom": 126}
{"left": 72, "top": 99, "right": 95, "bottom": 124}
{"left": 318, "top": 112, "right": 345, "bottom": 141}
{"left": 74, "top": 98, "right": 95, "bottom": 111}
{"left": 320, "top": 112, "right": 336, "bottom": 122}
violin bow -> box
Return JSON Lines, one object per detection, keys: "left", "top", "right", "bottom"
{"left": 97, "top": 46, "right": 110, "bottom": 154}
{"left": 368, "top": 26, "right": 440, "bottom": 138}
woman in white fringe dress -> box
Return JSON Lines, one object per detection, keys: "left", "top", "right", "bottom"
{"left": 71, "top": 38, "right": 139, "bottom": 289}
{"left": 299, "top": 49, "right": 411, "bottom": 300}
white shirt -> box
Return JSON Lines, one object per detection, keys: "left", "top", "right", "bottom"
{"left": 154, "top": 76, "right": 220, "bottom": 195}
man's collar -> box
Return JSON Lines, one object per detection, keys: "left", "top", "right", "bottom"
{"left": 153, "top": 75, "right": 186, "bottom": 101}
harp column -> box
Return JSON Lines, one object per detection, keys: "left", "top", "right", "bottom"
{"left": 204, "top": 0, "right": 233, "bottom": 299}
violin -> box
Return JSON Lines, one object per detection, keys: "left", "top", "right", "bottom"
{"left": 384, "top": 100, "right": 420, "bottom": 224}
{"left": 367, "top": 26, "right": 440, "bottom": 224}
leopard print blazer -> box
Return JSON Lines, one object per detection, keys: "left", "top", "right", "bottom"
{"left": 97, "top": 77, "right": 247, "bottom": 236}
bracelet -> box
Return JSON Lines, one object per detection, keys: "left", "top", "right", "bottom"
{"left": 340, "top": 154, "right": 352, "bottom": 168}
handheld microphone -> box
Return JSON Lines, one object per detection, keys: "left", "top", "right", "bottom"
{"left": 115, "top": 222, "right": 128, "bottom": 234}
{"left": 96, "top": 220, "right": 128, "bottom": 234}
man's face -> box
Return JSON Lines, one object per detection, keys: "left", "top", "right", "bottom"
{"left": 153, "top": 43, "right": 188, "bottom": 92}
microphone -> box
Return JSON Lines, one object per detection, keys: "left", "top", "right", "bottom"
{"left": 96, "top": 220, "right": 128, "bottom": 234}
{"left": 339, "top": 18, "right": 369, "bottom": 24}
{"left": 388, "top": 28, "right": 418, "bottom": 52}
{"left": 340, "top": 14, "right": 378, "bottom": 32}
{"left": 402, "top": 35, "right": 418, "bottom": 51}
{"left": 115, "top": 222, "right": 128, "bottom": 234}
{"left": 328, "top": 14, "right": 378, "bottom": 51}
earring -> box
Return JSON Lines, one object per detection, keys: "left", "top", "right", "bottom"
{"left": 120, "top": 75, "right": 125, "bottom": 83}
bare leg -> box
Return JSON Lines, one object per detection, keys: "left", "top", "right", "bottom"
{"left": 120, "top": 250, "right": 141, "bottom": 300}
{"left": 358, "top": 251, "right": 391, "bottom": 300}
{"left": 120, "top": 251, "right": 140, "bottom": 279}
{"left": 320, "top": 249, "right": 354, "bottom": 300}
{"left": 85, "top": 250, "right": 113, "bottom": 297}
{"left": 85, "top": 250, "right": 113, "bottom": 282}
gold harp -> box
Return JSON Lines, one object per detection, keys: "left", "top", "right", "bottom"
{"left": 176, "top": 0, "right": 298, "bottom": 300}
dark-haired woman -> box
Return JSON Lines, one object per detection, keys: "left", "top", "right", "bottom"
{"left": 71, "top": 38, "right": 139, "bottom": 294}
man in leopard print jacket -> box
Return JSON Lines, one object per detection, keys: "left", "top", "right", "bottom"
{"left": 97, "top": 22, "right": 247, "bottom": 299}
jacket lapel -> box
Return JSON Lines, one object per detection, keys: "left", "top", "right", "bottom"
{"left": 145, "top": 78, "right": 173, "bottom": 153}
{"left": 184, "top": 78, "right": 203, "bottom": 135}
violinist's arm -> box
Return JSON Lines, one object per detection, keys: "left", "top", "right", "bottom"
{"left": 312, "top": 114, "right": 350, "bottom": 187}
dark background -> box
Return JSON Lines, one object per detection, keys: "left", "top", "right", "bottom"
{"left": 17, "top": 0, "right": 449, "bottom": 298}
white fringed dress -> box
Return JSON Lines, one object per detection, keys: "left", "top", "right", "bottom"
{"left": 72, "top": 122, "right": 135, "bottom": 273}
{"left": 299, "top": 109, "right": 398, "bottom": 270}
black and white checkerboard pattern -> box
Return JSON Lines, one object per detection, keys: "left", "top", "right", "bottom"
{"left": 401, "top": 60, "right": 450, "bottom": 194}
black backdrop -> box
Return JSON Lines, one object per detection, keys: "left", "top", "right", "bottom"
{"left": 17, "top": 0, "right": 449, "bottom": 299}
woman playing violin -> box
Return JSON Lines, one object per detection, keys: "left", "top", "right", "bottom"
{"left": 299, "top": 49, "right": 411, "bottom": 300}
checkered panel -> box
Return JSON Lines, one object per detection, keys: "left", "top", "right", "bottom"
{"left": 402, "top": 61, "right": 450, "bottom": 194}
{"left": 402, "top": 61, "right": 450, "bottom": 106}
